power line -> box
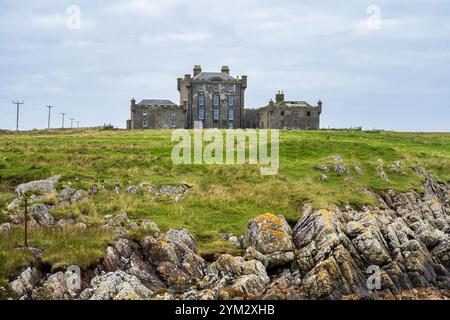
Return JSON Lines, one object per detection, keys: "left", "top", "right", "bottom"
{"left": 60, "top": 113, "right": 67, "bottom": 129}
{"left": 46, "top": 106, "right": 55, "bottom": 129}
{"left": 12, "top": 100, "right": 24, "bottom": 131}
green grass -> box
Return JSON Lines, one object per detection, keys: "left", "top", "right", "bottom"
{"left": 0, "top": 129, "right": 449, "bottom": 283}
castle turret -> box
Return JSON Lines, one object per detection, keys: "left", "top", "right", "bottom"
{"left": 221, "top": 65, "right": 230, "bottom": 74}
{"left": 193, "top": 65, "right": 202, "bottom": 77}
{"left": 131, "top": 97, "right": 136, "bottom": 107}
{"left": 276, "top": 91, "right": 285, "bottom": 104}
{"left": 318, "top": 99, "right": 323, "bottom": 114}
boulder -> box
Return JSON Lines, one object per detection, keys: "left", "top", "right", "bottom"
{"left": 141, "top": 220, "right": 160, "bottom": 233}
{"left": 141, "top": 229, "right": 205, "bottom": 291}
{"left": 204, "top": 254, "right": 270, "bottom": 296}
{"left": 32, "top": 272, "right": 79, "bottom": 300}
{"left": 29, "top": 204, "right": 54, "bottom": 228}
{"left": 10, "top": 267, "right": 43, "bottom": 298}
{"left": 242, "top": 214, "right": 294, "bottom": 268}
{"left": 79, "top": 271, "right": 153, "bottom": 300}
{"left": 15, "top": 176, "right": 59, "bottom": 196}
{"left": 6, "top": 198, "right": 22, "bottom": 210}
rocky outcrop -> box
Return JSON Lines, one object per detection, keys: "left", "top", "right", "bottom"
{"left": 242, "top": 214, "right": 294, "bottom": 268}
{"left": 5, "top": 169, "right": 449, "bottom": 300}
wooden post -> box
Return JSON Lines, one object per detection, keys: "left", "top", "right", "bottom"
{"left": 24, "top": 197, "right": 28, "bottom": 248}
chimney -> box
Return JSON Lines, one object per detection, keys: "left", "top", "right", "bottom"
{"left": 193, "top": 65, "right": 202, "bottom": 76}
{"left": 131, "top": 97, "right": 136, "bottom": 107}
{"left": 275, "top": 90, "right": 285, "bottom": 104}
{"left": 221, "top": 65, "right": 230, "bottom": 74}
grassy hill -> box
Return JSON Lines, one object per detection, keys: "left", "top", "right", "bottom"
{"left": 0, "top": 129, "right": 449, "bottom": 284}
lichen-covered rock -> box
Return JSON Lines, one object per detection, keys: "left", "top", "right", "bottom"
{"left": 289, "top": 176, "right": 450, "bottom": 300}
{"left": 10, "top": 267, "right": 43, "bottom": 298}
{"left": 141, "top": 220, "right": 160, "bottom": 233}
{"left": 243, "top": 214, "right": 294, "bottom": 268}
{"left": 31, "top": 272, "right": 78, "bottom": 300}
{"left": 15, "top": 176, "right": 59, "bottom": 196}
{"left": 204, "top": 254, "right": 270, "bottom": 296}
{"left": 58, "top": 186, "right": 76, "bottom": 201}
{"left": 141, "top": 229, "right": 205, "bottom": 291}
{"left": 102, "top": 238, "right": 165, "bottom": 292}
{"left": 6, "top": 198, "right": 22, "bottom": 210}
{"left": 80, "top": 271, "right": 153, "bottom": 300}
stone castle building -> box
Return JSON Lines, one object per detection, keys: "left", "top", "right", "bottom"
{"left": 127, "top": 65, "right": 322, "bottom": 130}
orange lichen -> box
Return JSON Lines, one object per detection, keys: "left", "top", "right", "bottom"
{"left": 255, "top": 213, "right": 283, "bottom": 226}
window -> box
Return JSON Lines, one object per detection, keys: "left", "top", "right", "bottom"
{"left": 143, "top": 119, "right": 148, "bottom": 127}
{"left": 198, "top": 95, "right": 205, "bottom": 106}
{"left": 197, "top": 84, "right": 204, "bottom": 92}
{"left": 228, "top": 96, "right": 234, "bottom": 107}
{"left": 307, "top": 111, "right": 311, "bottom": 117}
{"left": 228, "top": 120, "right": 233, "bottom": 129}
{"left": 281, "top": 111, "right": 285, "bottom": 116}
{"left": 213, "top": 107, "right": 219, "bottom": 120}
{"left": 213, "top": 84, "right": 219, "bottom": 92}
{"left": 171, "top": 118, "right": 175, "bottom": 127}
{"left": 198, "top": 108, "right": 205, "bottom": 120}
{"left": 228, "top": 107, "right": 233, "bottom": 120}
{"left": 227, "top": 84, "right": 235, "bottom": 93}
{"left": 171, "top": 110, "right": 176, "bottom": 117}
{"left": 143, "top": 111, "right": 148, "bottom": 116}
{"left": 213, "top": 95, "right": 219, "bottom": 106}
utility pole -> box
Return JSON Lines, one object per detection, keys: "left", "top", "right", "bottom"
{"left": 46, "top": 106, "right": 54, "bottom": 129}
{"left": 61, "top": 113, "right": 67, "bottom": 129}
{"left": 70, "top": 118, "right": 74, "bottom": 129}
{"left": 12, "top": 100, "right": 24, "bottom": 131}
{"left": 76, "top": 121, "right": 80, "bottom": 129}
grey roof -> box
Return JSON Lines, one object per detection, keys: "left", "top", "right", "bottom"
{"left": 138, "top": 99, "right": 176, "bottom": 106}
{"left": 193, "top": 72, "right": 236, "bottom": 81}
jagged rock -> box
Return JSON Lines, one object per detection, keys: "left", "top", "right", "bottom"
{"left": 114, "top": 185, "right": 121, "bottom": 194}
{"left": 80, "top": 271, "right": 153, "bottom": 300}
{"left": 7, "top": 198, "right": 21, "bottom": 210}
{"left": 58, "top": 186, "right": 76, "bottom": 201}
{"left": 319, "top": 165, "right": 329, "bottom": 172}
{"left": 243, "top": 214, "right": 294, "bottom": 268}
{"left": 102, "top": 239, "right": 166, "bottom": 292}
{"left": 204, "top": 254, "right": 270, "bottom": 296}
{"left": 10, "top": 267, "right": 43, "bottom": 298}
{"left": 290, "top": 186, "right": 450, "bottom": 300}
{"left": 90, "top": 185, "right": 98, "bottom": 194}
{"left": 141, "top": 220, "right": 160, "bottom": 233}
{"left": 128, "top": 222, "right": 139, "bottom": 230}
{"left": 29, "top": 204, "right": 54, "bottom": 227}
{"left": 125, "top": 185, "right": 139, "bottom": 194}
{"left": 355, "top": 166, "right": 363, "bottom": 174}
{"left": 106, "top": 212, "right": 129, "bottom": 228}
{"left": 319, "top": 174, "right": 328, "bottom": 182}
{"left": 32, "top": 271, "right": 79, "bottom": 300}
{"left": 15, "top": 176, "right": 59, "bottom": 196}
{"left": 71, "top": 190, "right": 85, "bottom": 203}
{"left": 244, "top": 247, "right": 269, "bottom": 268}
{"left": 141, "top": 229, "right": 205, "bottom": 291}
{"left": 0, "top": 223, "right": 11, "bottom": 233}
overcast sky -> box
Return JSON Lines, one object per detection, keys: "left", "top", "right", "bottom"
{"left": 0, "top": 0, "right": 449, "bottom": 131}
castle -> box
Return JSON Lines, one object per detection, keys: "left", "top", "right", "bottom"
{"left": 127, "top": 65, "right": 322, "bottom": 130}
